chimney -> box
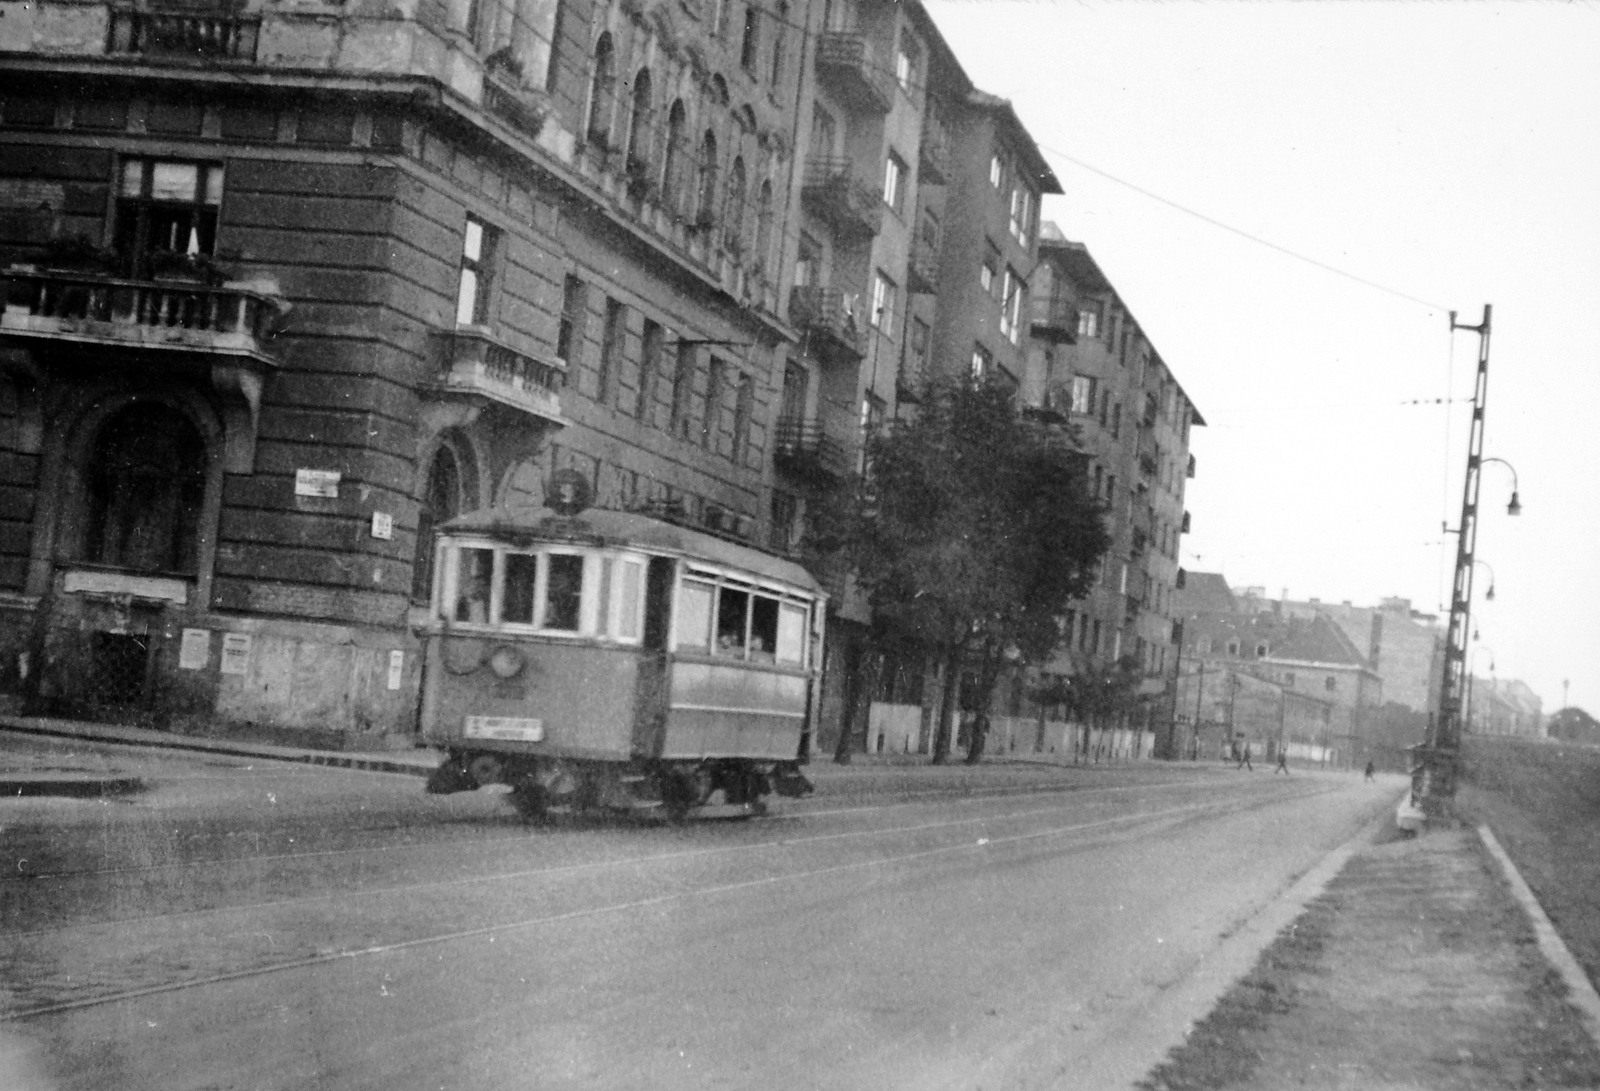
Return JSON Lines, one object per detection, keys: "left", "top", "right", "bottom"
{"left": 1369, "top": 612, "right": 1384, "bottom": 668}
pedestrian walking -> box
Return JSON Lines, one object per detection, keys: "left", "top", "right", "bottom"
{"left": 1236, "top": 743, "right": 1253, "bottom": 771}
{"left": 1275, "top": 750, "right": 1289, "bottom": 775}
{"left": 1364, "top": 760, "right": 1376, "bottom": 781}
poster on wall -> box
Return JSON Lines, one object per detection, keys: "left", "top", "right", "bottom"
{"left": 387, "top": 650, "right": 404, "bottom": 690}
{"left": 220, "top": 633, "right": 253, "bottom": 676}
{"left": 178, "top": 628, "right": 210, "bottom": 670}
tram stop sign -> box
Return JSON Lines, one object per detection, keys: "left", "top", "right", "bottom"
{"left": 547, "top": 468, "right": 592, "bottom": 516}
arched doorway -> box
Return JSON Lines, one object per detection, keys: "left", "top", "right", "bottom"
{"left": 413, "top": 444, "right": 463, "bottom": 603}
{"left": 84, "top": 402, "right": 207, "bottom": 575}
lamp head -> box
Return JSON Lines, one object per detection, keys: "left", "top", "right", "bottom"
{"left": 1486, "top": 583, "right": 1495, "bottom": 601}
{"left": 1507, "top": 491, "right": 1522, "bottom": 516}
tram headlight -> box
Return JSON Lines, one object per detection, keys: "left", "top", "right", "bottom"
{"left": 488, "top": 644, "right": 525, "bottom": 679}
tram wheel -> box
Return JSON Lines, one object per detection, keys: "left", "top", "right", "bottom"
{"left": 509, "top": 782, "right": 550, "bottom": 822}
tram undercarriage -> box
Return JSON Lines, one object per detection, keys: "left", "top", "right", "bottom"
{"left": 425, "top": 751, "right": 815, "bottom": 821}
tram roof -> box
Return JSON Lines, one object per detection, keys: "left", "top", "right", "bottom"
{"left": 441, "top": 507, "right": 825, "bottom": 596}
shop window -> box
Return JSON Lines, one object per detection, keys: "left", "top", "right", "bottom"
{"left": 84, "top": 403, "right": 206, "bottom": 575}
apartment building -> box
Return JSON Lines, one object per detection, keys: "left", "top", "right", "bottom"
{"left": 0, "top": 0, "right": 809, "bottom": 741}
{"left": 1027, "top": 228, "right": 1204, "bottom": 752}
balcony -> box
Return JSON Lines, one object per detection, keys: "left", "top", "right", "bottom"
{"left": 1030, "top": 290, "right": 1078, "bottom": 343}
{"left": 788, "top": 285, "right": 866, "bottom": 364}
{"left": 801, "top": 159, "right": 884, "bottom": 241}
{"left": 773, "top": 418, "right": 854, "bottom": 484}
{"left": 2, "top": 265, "right": 284, "bottom": 362}
{"left": 815, "top": 34, "right": 894, "bottom": 115}
{"left": 1187, "top": 453, "right": 1196, "bottom": 479}
{"left": 482, "top": 69, "right": 550, "bottom": 142}
{"left": 919, "top": 105, "right": 950, "bottom": 186}
{"left": 427, "top": 326, "right": 565, "bottom": 426}
{"left": 907, "top": 239, "right": 939, "bottom": 295}
{"left": 107, "top": 7, "right": 261, "bottom": 62}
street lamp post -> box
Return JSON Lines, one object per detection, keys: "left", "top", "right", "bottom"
{"left": 1464, "top": 646, "right": 1495, "bottom": 735}
{"left": 1416, "top": 305, "right": 1520, "bottom": 819}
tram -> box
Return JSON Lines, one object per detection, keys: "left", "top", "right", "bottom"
{"left": 419, "top": 495, "right": 825, "bottom": 820}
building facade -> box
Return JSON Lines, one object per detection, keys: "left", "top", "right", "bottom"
{"left": 0, "top": 0, "right": 810, "bottom": 742}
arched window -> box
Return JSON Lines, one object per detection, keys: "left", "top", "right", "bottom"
{"left": 696, "top": 130, "right": 719, "bottom": 228}
{"left": 413, "top": 445, "right": 463, "bottom": 602}
{"left": 661, "top": 99, "right": 688, "bottom": 215}
{"left": 770, "top": 2, "right": 788, "bottom": 89}
{"left": 624, "top": 67, "right": 653, "bottom": 177}
{"left": 85, "top": 403, "right": 206, "bottom": 575}
{"left": 723, "top": 156, "right": 747, "bottom": 252}
{"left": 754, "top": 179, "right": 773, "bottom": 272}
{"left": 586, "top": 33, "right": 616, "bottom": 147}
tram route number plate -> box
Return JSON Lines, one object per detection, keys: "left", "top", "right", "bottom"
{"left": 463, "top": 715, "right": 544, "bottom": 742}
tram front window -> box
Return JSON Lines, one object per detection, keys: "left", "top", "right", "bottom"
{"left": 454, "top": 548, "right": 494, "bottom": 623}
{"left": 502, "top": 553, "right": 537, "bottom": 624}
{"left": 545, "top": 554, "right": 584, "bottom": 631}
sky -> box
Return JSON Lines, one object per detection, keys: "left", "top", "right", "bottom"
{"left": 923, "top": 0, "right": 1600, "bottom": 716}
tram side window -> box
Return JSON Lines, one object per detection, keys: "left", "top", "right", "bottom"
{"left": 502, "top": 553, "right": 538, "bottom": 625}
{"left": 545, "top": 553, "right": 584, "bottom": 631}
{"left": 776, "top": 602, "right": 807, "bottom": 665}
{"left": 454, "top": 548, "right": 494, "bottom": 623}
{"left": 716, "top": 586, "right": 749, "bottom": 655}
{"left": 749, "top": 595, "right": 778, "bottom": 661}
{"left": 676, "top": 579, "right": 715, "bottom": 652}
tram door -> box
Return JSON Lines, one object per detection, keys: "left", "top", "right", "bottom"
{"left": 631, "top": 556, "right": 676, "bottom": 757}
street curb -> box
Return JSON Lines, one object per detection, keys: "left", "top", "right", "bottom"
{"left": 1478, "top": 824, "right": 1600, "bottom": 1047}
{"left": 0, "top": 716, "right": 441, "bottom": 778}
{"left": 2, "top": 774, "right": 147, "bottom": 798}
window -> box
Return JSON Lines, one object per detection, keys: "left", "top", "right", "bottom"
{"left": 1070, "top": 375, "right": 1095, "bottom": 415}
{"left": 1255, "top": 643, "right": 1268, "bottom": 658}
{"left": 84, "top": 403, "right": 206, "bottom": 575}
{"left": 670, "top": 343, "right": 694, "bottom": 437}
{"left": 661, "top": 99, "right": 688, "bottom": 213}
{"left": 769, "top": 3, "right": 788, "bottom": 88}
{"left": 1325, "top": 676, "right": 1338, "bottom": 692}
{"left": 733, "top": 371, "right": 755, "bottom": 465}
{"left": 452, "top": 547, "right": 495, "bottom": 623}
{"left": 624, "top": 68, "right": 654, "bottom": 177}
{"left": 113, "top": 158, "right": 223, "bottom": 277}
{"left": 544, "top": 553, "right": 585, "bottom": 631}
{"left": 795, "top": 232, "right": 820, "bottom": 287}
{"left": 754, "top": 181, "right": 774, "bottom": 273}
{"left": 1077, "top": 305, "right": 1099, "bottom": 339}
{"left": 597, "top": 297, "right": 624, "bottom": 405}
{"left": 1091, "top": 619, "right": 1102, "bottom": 655}
{"left": 979, "top": 257, "right": 995, "bottom": 293}
{"left": 723, "top": 156, "right": 747, "bottom": 251}
{"left": 770, "top": 490, "right": 797, "bottom": 553}
{"left": 1009, "top": 186, "right": 1034, "bottom": 246}
{"left": 702, "top": 354, "right": 726, "bottom": 449}
{"left": 1226, "top": 640, "right": 1240, "bottom": 656}
{"left": 1111, "top": 402, "right": 1122, "bottom": 438}
{"left": 637, "top": 318, "right": 663, "bottom": 420}
{"left": 696, "top": 130, "right": 719, "bottom": 227}
{"left": 810, "top": 104, "right": 836, "bottom": 160}
{"left": 870, "top": 270, "right": 897, "bottom": 333}
{"left": 677, "top": 578, "right": 715, "bottom": 652}
{"left": 1099, "top": 389, "right": 1110, "bottom": 427}
{"left": 1000, "top": 267, "right": 1024, "bottom": 344}
{"left": 1105, "top": 474, "right": 1115, "bottom": 504}
{"left": 883, "top": 151, "right": 905, "bottom": 214}
{"left": 895, "top": 32, "right": 920, "bottom": 91}
{"left": 739, "top": 6, "right": 760, "bottom": 73}
{"left": 989, "top": 152, "right": 1003, "bottom": 189}
{"left": 454, "top": 216, "right": 497, "bottom": 326}
{"left": 556, "top": 274, "right": 588, "bottom": 364}
{"left": 586, "top": 34, "right": 616, "bottom": 146}
{"left": 910, "top": 316, "right": 930, "bottom": 361}
{"left": 970, "top": 343, "right": 992, "bottom": 379}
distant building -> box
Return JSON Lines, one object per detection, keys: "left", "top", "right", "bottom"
{"left": 1273, "top": 594, "right": 1443, "bottom": 714}
{"left": 1468, "top": 677, "right": 1544, "bottom": 738}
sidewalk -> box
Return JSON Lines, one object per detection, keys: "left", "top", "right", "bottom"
{"left": 1139, "top": 822, "right": 1600, "bottom": 1089}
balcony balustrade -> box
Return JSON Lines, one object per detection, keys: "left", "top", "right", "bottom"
{"left": 428, "top": 326, "right": 565, "bottom": 425}
{"left": 788, "top": 285, "right": 866, "bottom": 364}
{"left": 2, "top": 265, "right": 283, "bottom": 361}
{"left": 907, "top": 239, "right": 939, "bottom": 295}
{"left": 482, "top": 71, "right": 550, "bottom": 141}
{"left": 815, "top": 34, "right": 894, "bottom": 115}
{"left": 107, "top": 7, "right": 261, "bottom": 61}
{"left": 801, "top": 159, "right": 883, "bottom": 240}
{"left": 1030, "top": 290, "right": 1078, "bottom": 343}
{"left": 919, "top": 106, "right": 950, "bottom": 185}
{"left": 773, "top": 418, "right": 854, "bottom": 483}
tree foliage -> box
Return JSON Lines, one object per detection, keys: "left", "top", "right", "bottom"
{"left": 807, "top": 376, "right": 1110, "bottom": 762}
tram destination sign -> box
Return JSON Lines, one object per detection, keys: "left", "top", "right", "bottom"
{"left": 463, "top": 715, "right": 545, "bottom": 742}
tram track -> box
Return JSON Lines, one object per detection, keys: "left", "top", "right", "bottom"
{"left": 3, "top": 778, "right": 1336, "bottom": 1022}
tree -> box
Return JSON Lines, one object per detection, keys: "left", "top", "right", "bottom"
{"left": 807, "top": 376, "right": 1110, "bottom": 764}
{"left": 1547, "top": 706, "right": 1599, "bottom": 744}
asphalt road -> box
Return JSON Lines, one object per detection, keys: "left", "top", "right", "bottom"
{"left": 1, "top": 738, "right": 1396, "bottom": 1090}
